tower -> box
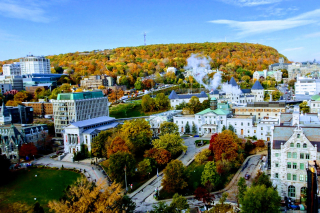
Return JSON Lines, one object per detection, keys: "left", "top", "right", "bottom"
{"left": 210, "top": 97, "right": 217, "bottom": 110}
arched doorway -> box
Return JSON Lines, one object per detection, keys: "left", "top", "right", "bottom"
{"left": 288, "top": 185, "right": 296, "bottom": 198}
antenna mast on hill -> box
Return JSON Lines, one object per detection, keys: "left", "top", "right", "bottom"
{"left": 144, "top": 32, "right": 146, "bottom": 46}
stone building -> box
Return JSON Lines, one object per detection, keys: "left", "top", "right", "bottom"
{"left": 80, "top": 75, "right": 114, "bottom": 90}
{"left": 253, "top": 69, "right": 283, "bottom": 82}
{"left": 269, "top": 57, "right": 291, "bottom": 71}
{"left": 288, "top": 62, "right": 320, "bottom": 80}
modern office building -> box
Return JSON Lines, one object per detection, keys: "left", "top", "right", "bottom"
{"left": 20, "top": 55, "right": 51, "bottom": 75}
{"left": 22, "top": 101, "right": 53, "bottom": 117}
{"left": 22, "top": 73, "right": 65, "bottom": 89}
{"left": 2, "top": 62, "right": 21, "bottom": 76}
{"left": 0, "top": 75, "right": 23, "bottom": 91}
{"left": 294, "top": 77, "right": 320, "bottom": 96}
{"left": 80, "top": 75, "right": 115, "bottom": 90}
{"left": 52, "top": 91, "right": 109, "bottom": 137}
{"left": 0, "top": 103, "right": 34, "bottom": 125}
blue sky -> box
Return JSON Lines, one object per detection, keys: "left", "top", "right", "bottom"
{"left": 0, "top": 0, "right": 320, "bottom": 62}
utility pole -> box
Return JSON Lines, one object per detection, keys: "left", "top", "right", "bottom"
{"left": 124, "top": 165, "right": 128, "bottom": 192}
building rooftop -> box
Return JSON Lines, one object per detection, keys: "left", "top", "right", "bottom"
{"left": 168, "top": 90, "right": 208, "bottom": 100}
{"left": 230, "top": 115, "right": 253, "bottom": 119}
{"left": 82, "top": 122, "right": 119, "bottom": 134}
{"left": 251, "top": 80, "right": 264, "bottom": 90}
{"left": 228, "top": 77, "right": 238, "bottom": 87}
{"left": 66, "top": 116, "right": 116, "bottom": 128}
{"left": 197, "top": 108, "right": 230, "bottom": 115}
{"left": 57, "top": 91, "right": 104, "bottom": 100}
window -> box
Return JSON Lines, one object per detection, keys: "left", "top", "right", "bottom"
{"left": 254, "top": 130, "right": 256, "bottom": 133}
{"left": 290, "top": 143, "right": 294, "bottom": 147}
{"left": 287, "top": 152, "right": 291, "bottom": 158}
{"left": 300, "top": 153, "right": 304, "bottom": 159}
{"left": 293, "top": 152, "right": 297, "bottom": 159}
{"left": 275, "top": 173, "right": 279, "bottom": 178}
{"left": 300, "top": 175, "right": 304, "bottom": 181}
{"left": 275, "top": 162, "right": 279, "bottom": 167}
{"left": 306, "top": 154, "right": 310, "bottom": 159}
{"left": 261, "top": 127, "right": 263, "bottom": 130}
{"left": 297, "top": 143, "right": 300, "bottom": 148}
{"left": 293, "top": 163, "right": 297, "bottom": 169}
{"left": 275, "top": 153, "right": 279, "bottom": 157}
{"left": 288, "top": 185, "right": 295, "bottom": 197}
{"left": 293, "top": 174, "right": 297, "bottom": 181}
{"left": 305, "top": 175, "right": 308, "bottom": 182}
{"left": 287, "top": 173, "right": 291, "bottom": 180}
{"left": 287, "top": 162, "right": 291, "bottom": 168}
{"left": 303, "top": 143, "right": 307, "bottom": 148}
{"left": 241, "top": 122, "right": 243, "bottom": 126}
{"left": 297, "top": 134, "right": 300, "bottom": 138}
{"left": 248, "top": 123, "right": 250, "bottom": 126}
{"left": 300, "top": 163, "right": 304, "bottom": 170}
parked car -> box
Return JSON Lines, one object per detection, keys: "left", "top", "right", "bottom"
{"left": 194, "top": 135, "right": 200, "bottom": 137}
{"left": 244, "top": 174, "right": 251, "bottom": 180}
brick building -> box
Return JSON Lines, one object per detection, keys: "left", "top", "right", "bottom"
{"left": 22, "top": 102, "right": 53, "bottom": 117}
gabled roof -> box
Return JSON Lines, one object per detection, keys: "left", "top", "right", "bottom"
{"left": 241, "top": 89, "right": 251, "bottom": 94}
{"left": 251, "top": 80, "right": 264, "bottom": 90}
{"left": 196, "top": 108, "right": 230, "bottom": 115}
{"left": 168, "top": 90, "right": 208, "bottom": 100}
{"left": 229, "top": 77, "right": 238, "bottom": 87}
{"left": 168, "top": 90, "right": 179, "bottom": 99}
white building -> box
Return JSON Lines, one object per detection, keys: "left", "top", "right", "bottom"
{"left": 310, "top": 94, "right": 320, "bottom": 113}
{"left": 52, "top": 91, "right": 109, "bottom": 137}
{"left": 63, "top": 116, "right": 118, "bottom": 154}
{"left": 166, "top": 67, "right": 177, "bottom": 74}
{"left": 288, "top": 62, "right": 320, "bottom": 80}
{"left": 20, "top": 55, "right": 51, "bottom": 75}
{"left": 169, "top": 90, "right": 209, "bottom": 109}
{"left": 0, "top": 84, "right": 12, "bottom": 94}
{"left": 269, "top": 57, "right": 291, "bottom": 71}
{"left": 2, "top": 62, "right": 21, "bottom": 76}
{"left": 294, "top": 77, "right": 320, "bottom": 96}
{"left": 253, "top": 69, "right": 282, "bottom": 82}
{"left": 0, "top": 75, "right": 23, "bottom": 91}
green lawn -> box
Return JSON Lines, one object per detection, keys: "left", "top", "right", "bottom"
{"left": 0, "top": 168, "right": 81, "bottom": 211}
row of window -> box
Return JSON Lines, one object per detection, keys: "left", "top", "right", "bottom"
{"left": 287, "top": 152, "right": 310, "bottom": 159}
{"left": 290, "top": 142, "right": 307, "bottom": 148}
{"left": 286, "top": 162, "right": 305, "bottom": 170}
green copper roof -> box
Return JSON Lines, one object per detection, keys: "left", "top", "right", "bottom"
{"left": 57, "top": 91, "right": 104, "bottom": 100}
{"left": 210, "top": 97, "right": 217, "bottom": 100}
{"left": 196, "top": 108, "right": 230, "bottom": 115}
{"left": 311, "top": 94, "right": 320, "bottom": 101}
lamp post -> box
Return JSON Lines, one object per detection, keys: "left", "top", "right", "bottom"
{"left": 124, "top": 165, "right": 128, "bottom": 192}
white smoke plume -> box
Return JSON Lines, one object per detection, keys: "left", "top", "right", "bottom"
{"left": 221, "top": 83, "right": 242, "bottom": 95}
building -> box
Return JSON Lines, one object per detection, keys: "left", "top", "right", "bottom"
{"left": 63, "top": 116, "right": 118, "bottom": 153}
{"left": 0, "top": 84, "right": 12, "bottom": 94}
{"left": 253, "top": 69, "right": 282, "bottom": 82}
{"left": 288, "top": 62, "right": 320, "bottom": 80}
{"left": 233, "top": 102, "right": 286, "bottom": 120}
{"left": 0, "top": 75, "right": 23, "bottom": 91}
{"left": 22, "top": 73, "right": 64, "bottom": 89}
{"left": 310, "top": 94, "right": 320, "bottom": 113}
{"left": 22, "top": 101, "right": 53, "bottom": 117}
{"left": 0, "top": 123, "right": 48, "bottom": 162}
{"left": 20, "top": 55, "right": 51, "bottom": 75}
{"left": 166, "top": 67, "right": 177, "bottom": 74}
{"left": 2, "top": 62, "right": 21, "bottom": 76}
{"left": 80, "top": 75, "right": 114, "bottom": 90}
{"left": 52, "top": 91, "right": 109, "bottom": 137}
{"left": 25, "top": 85, "right": 51, "bottom": 94}
{"left": 269, "top": 57, "right": 291, "bottom": 71}
{"left": 295, "top": 77, "right": 320, "bottom": 96}
{"left": 147, "top": 110, "right": 182, "bottom": 137}
{"left": 0, "top": 103, "right": 33, "bottom": 125}
{"left": 169, "top": 90, "right": 208, "bottom": 108}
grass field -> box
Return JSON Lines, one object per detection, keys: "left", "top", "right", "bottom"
{"left": 0, "top": 168, "right": 81, "bottom": 211}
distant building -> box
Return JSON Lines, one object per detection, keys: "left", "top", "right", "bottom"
{"left": 20, "top": 55, "right": 51, "bottom": 75}
{"left": 253, "top": 69, "right": 282, "bottom": 82}
{"left": 169, "top": 90, "right": 208, "bottom": 108}
{"left": 310, "top": 94, "right": 320, "bottom": 113}
{"left": 166, "top": 67, "right": 177, "bottom": 74}
{"left": 269, "top": 57, "right": 291, "bottom": 71}
{"left": 0, "top": 103, "right": 33, "bottom": 125}
{"left": 52, "top": 91, "right": 109, "bottom": 137}
{"left": 63, "top": 116, "right": 118, "bottom": 154}
{"left": 25, "top": 85, "right": 51, "bottom": 94}
{"left": 294, "top": 77, "right": 320, "bottom": 96}
{"left": 288, "top": 61, "right": 320, "bottom": 80}
{"left": 0, "top": 76, "right": 23, "bottom": 91}
{"left": 0, "top": 84, "right": 12, "bottom": 94}
{"left": 22, "top": 73, "right": 64, "bottom": 89}
{"left": 22, "top": 101, "right": 53, "bottom": 117}
{"left": 2, "top": 62, "right": 21, "bottom": 76}
{"left": 80, "top": 75, "right": 114, "bottom": 90}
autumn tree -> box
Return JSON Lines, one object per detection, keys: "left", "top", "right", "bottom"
{"left": 14, "top": 91, "right": 29, "bottom": 102}
{"left": 19, "top": 143, "right": 37, "bottom": 159}
{"left": 144, "top": 148, "right": 171, "bottom": 166}
{"left": 300, "top": 101, "right": 310, "bottom": 113}
{"left": 271, "top": 90, "right": 281, "bottom": 101}
{"left": 186, "top": 96, "right": 202, "bottom": 114}
{"left": 155, "top": 93, "right": 170, "bottom": 110}
{"left": 162, "top": 160, "right": 188, "bottom": 193}
{"left": 141, "top": 94, "right": 156, "bottom": 112}
{"left": 98, "top": 85, "right": 105, "bottom": 89}
{"left": 201, "top": 161, "right": 220, "bottom": 188}
{"left": 170, "top": 193, "right": 189, "bottom": 212}
{"left": 107, "top": 136, "right": 130, "bottom": 158}
{"left": 159, "top": 121, "right": 179, "bottom": 136}
{"left": 152, "top": 133, "right": 187, "bottom": 157}
{"left": 210, "top": 130, "right": 239, "bottom": 162}
{"left": 121, "top": 119, "right": 152, "bottom": 154}
{"left": 137, "top": 158, "right": 153, "bottom": 178}
{"left": 256, "top": 139, "right": 265, "bottom": 147}
{"left": 91, "top": 129, "right": 113, "bottom": 158}
{"left": 108, "top": 86, "right": 124, "bottom": 103}
{"left": 48, "top": 178, "right": 126, "bottom": 213}
{"left": 195, "top": 149, "right": 211, "bottom": 164}
{"left": 194, "top": 186, "right": 214, "bottom": 204}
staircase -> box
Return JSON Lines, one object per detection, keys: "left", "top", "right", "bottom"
{"left": 61, "top": 153, "right": 74, "bottom": 162}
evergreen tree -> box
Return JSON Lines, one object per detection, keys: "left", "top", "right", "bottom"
{"left": 192, "top": 122, "right": 197, "bottom": 134}
{"left": 222, "top": 125, "right": 226, "bottom": 131}
{"left": 185, "top": 121, "right": 190, "bottom": 134}
{"left": 228, "top": 124, "right": 234, "bottom": 132}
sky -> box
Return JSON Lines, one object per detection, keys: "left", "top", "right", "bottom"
{"left": 0, "top": 0, "right": 320, "bottom": 62}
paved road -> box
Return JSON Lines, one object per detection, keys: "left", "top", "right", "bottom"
{"left": 34, "top": 154, "right": 108, "bottom": 184}
{"left": 132, "top": 137, "right": 210, "bottom": 212}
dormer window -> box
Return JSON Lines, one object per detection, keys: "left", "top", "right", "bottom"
{"left": 290, "top": 143, "right": 294, "bottom": 147}
{"left": 297, "top": 134, "right": 300, "bottom": 138}
{"left": 303, "top": 143, "right": 307, "bottom": 148}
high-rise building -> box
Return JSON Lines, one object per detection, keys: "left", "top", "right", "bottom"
{"left": 52, "top": 91, "right": 109, "bottom": 137}
{"left": 2, "top": 62, "right": 21, "bottom": 76}
{"left": 20, "top": 55, "right": 51, "bottom": 75}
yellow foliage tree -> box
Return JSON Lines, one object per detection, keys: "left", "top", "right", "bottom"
{"left": 75, "top": 88, "right": 83, "bottom": 92}
{"left": 98, "top": 85, "right": 106, "bottom": 89}
{"left": 195, "top": 149, "right": 211, "bottom": 164}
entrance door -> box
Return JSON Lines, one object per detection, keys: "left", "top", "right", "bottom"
{"left": 267, "top": 137, "right": 270, "bottom": 142}
{"left": 181, "top": 127, "right": 184, "bottom": 132}
{"left": 73, "top": 148, "right": 76, "bottom": 153}
{"left": 241, "top": 129, "right": 243, "bottom": 135}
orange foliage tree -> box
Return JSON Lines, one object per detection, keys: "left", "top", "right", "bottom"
{"left": 144, "top": 148, "right": 171, "bottom": 166}
{"left": 107, "top": 136, "right": 130, "bottom": 158}
{"left": 210, "top": 130, "right": 239, "bottom": 162}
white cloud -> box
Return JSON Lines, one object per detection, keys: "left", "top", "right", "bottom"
{"left": 209, "top": 8, "right": 320, "bottom": 37}
{"left": 217, "top": 0, "right": 284, "bottom": 7}
{"left": 305, "top": 32, "right": 320, "bottom": 38}
{"left": 0, "top": 0, "right": 59, "bottom": 22}
{"left": 282, "top": 47, "right": 304, "bottom": 52}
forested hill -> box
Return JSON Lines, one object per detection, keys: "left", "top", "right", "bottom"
{"left": 0, "top": 42, "right": 287, "bottom": 78}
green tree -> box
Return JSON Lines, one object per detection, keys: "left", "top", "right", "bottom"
{"left": 220, "top": 192, "right": 228, "bottom": 205}
{"left": 134, "top": 78, "right": 143, "bottom": 90}
{"left": 222, "top": 125, "right": 226, "bottom": 131}
{"left": 159, "top": 121, "right": 179, "bottom": 136}
{"left": 91, "top": 129, "right": 113, "bottom": 158}
{"left": 141, "top": 94, "right": 153, "bottom": 112}
{"left": 162, "top": 160, "right": 188, "bottom": 193}
{"left": 170, "top": 193, "right": 189, "bottom": 212}
{"left": 107, "top": 151, "right": 136, "bottom": 183}
{"left": 271, "top": 90, "right": 281, "bottom": 101}
{"left": 137, "top": 158, "right": 153, "bottom": 177}
{"left": 237, "top": 177, "right": 247, "bottom": 204}
{"left": 252, "top": 172, "right": 273, "bottom": 188}
{"left": 192, "top": 122, "right": 197, "bottom": 134}
{"left": 175, "top": 101, "right": 187, "bottom": 110}
{"left": 299, "top": 101, "right": 310, "bottom": 113}
{"left": 118, "top": 195, "right": 136, "bottom": 213}
{"left": 240, "top": 185, "right": 281, "bottom": 213}
{"left": 201, "top": 161, "right": 220, "bottom": 187}
{"left": 228, "top": 124, "right": 234, "bottom": 132}
{"left": 155, "top": 93, "right": 170, "bottom": 110}
{"left": 152, "top": 133, "right": 187, "bottom": 157}
{"left": 187, "top": 96, "right": 202, "bottom": 114}
{"left": 185, "top": 121, "right": 190, "bottom": 134}
{"left": 122, "top": 119, "right": 153, "bottom": 154}
{"left": 151, "top": 201, "right": 171, "bottom": 213}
